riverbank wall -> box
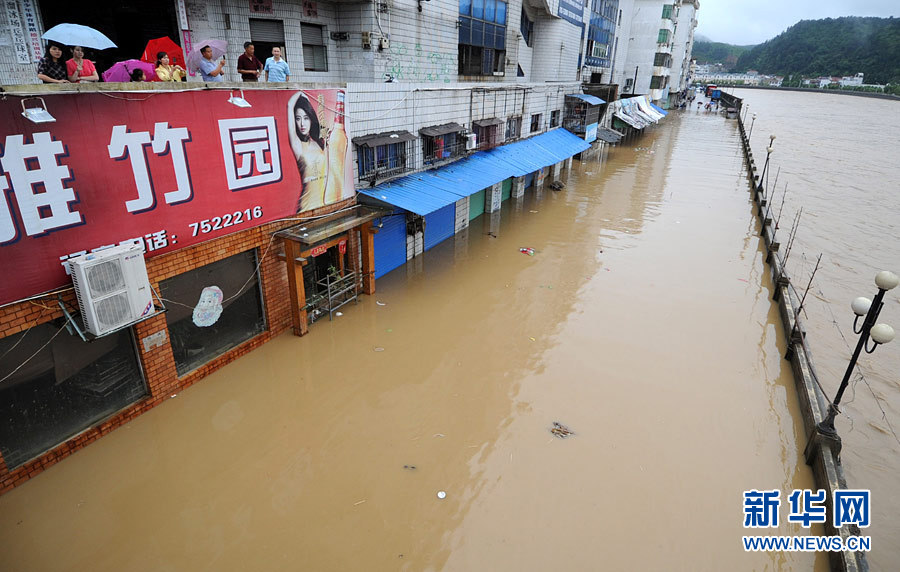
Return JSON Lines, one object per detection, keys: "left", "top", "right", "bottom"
{"left": 736, "top": 111, "right": 869, "bottom": 572}
{"left": 728, "top": 85, "right": 900, "bottom": 102}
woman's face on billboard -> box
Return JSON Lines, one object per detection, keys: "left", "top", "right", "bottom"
{"left": 295, "top": 107, "right": 312, "bottom": 138}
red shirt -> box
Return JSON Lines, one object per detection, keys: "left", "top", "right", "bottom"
{"left": 236, "top": 53, "right": 262, "bottom": 81}
{"left": 66, "top": 58, "right": 96, "bottom": 82}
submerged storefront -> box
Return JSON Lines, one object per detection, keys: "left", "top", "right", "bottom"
{"left": 361, "top": 129, "right": 591, "bottom": 279}
{"left": 0, "top": 86, "right": 358, "bottom": 493}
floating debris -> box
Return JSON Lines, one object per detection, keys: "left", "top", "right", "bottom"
{"left": 437, "top": 491, "right": 447, "bottom": 499}
{"left": 550, "top": 421, "right": 574, "bottom": 439}
{"left": 335, "top": 312, "right": 343, "bottom": 317}
{"left": 376, "top": 301, "right": 387, "bottom": 306}
{"left": 373, "top": 346, "right": 385, "bottom": 352}
{"left": 529, "top": 210, "right": 539, "bottom": 213}
{"left": 519, "top": 247, "right": 535, "bottom": 256}
{"left": 403, "top": 465, "right": 417, "bottom": 470}
{"left": 549, "top": 181, "right": 565, "bottom": 191}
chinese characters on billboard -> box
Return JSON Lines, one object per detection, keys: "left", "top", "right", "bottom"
{"left": 0, "top": 89, "right": 353, "bottom": 305}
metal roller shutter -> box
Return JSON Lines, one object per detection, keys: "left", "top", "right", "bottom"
{"left": 250, "top": 19, "right": 285, "bottom": 43}
{"left": 374, "top": 213, "right": 408, "bottom": 279}
{"left": 424, "top": 204, "right": 455, "bottom": 251}
{"left": 469, "top": 189, "right": 485, "bottom": 220}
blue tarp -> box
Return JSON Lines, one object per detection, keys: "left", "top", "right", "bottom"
{"left": 568, "top": 93, "right": 607, "bottom": 105}
{"left": 649, "top": 103, "right": 668, "bottom": 116}
{"left": 358, "top": 128, "right": 591, "bottom": 216}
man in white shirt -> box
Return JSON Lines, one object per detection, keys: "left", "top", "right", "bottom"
{"left": 264, "top": 47, "right": 291, "bottom": 82}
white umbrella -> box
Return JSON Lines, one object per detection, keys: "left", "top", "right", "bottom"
{"left": 42, "top": 23, "right": 116, "bottom": 50}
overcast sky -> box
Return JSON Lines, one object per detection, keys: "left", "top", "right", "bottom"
{"left": 694, "top": 0, "right": 899, "bottom": 45}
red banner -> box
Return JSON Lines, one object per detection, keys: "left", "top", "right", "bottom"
{"left": 0, "top": 88, "right": 352, "bottom": 305}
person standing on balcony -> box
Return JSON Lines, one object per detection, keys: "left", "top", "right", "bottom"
{"left": 66, "top": 46, "right": 98, "bottom": 83}
{"left": 264, "top": 47, "right": 290, "bottom": 82}
{"left": 36, "top": 42, "right": 68, "bottom": 84}
{"left": 199, "top": 45, "right": 226, "bottom": 82}
{"left": 155, "top": 52, "right": 185, "bottom": 82}
{"left": 237, "top": 42, "right": 262, "bottom": 82}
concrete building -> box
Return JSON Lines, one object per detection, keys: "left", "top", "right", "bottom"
{"left": 668, "top": 0, "right": 698, "bottom": 97}
{"left": 0, "top": 0, "right": 630, "bottom": 494}
{"left": 610, "top": 0, "right": 698, "bottom": 105}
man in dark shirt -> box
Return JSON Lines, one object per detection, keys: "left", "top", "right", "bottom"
{"left": 237, "top": 42, "right": 262, "bottom": 82}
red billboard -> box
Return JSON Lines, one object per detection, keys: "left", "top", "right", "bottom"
{"left": 0, "top": 88, "right": 353, "bottom": 305}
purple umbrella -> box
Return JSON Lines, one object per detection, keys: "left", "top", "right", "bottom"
{"left": 186, "top": 39, "right": 227, "bottom": 73}
{"left": 103, "top": 59, "right": 157, "bottom": 83}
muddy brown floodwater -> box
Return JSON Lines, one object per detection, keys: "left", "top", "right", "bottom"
{"left": 0, "top": 109, "right": 829, "bottom": 570}
{"left": 738, "top": 87, "right": 900, "bottom": 571}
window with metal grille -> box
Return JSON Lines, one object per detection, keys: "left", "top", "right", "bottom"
{"left": 475, "top": 124, "right": 499, "bottom": 149}
{"left": 654, "top": 52, "right": 671, "bottom": 67}
{"left": 301, "top": 23, "right": 327, "bottom": 71}
{"left": 357, "top": 141, "right": 411, "bottom": 180}
{"left": 505, "top": 116, "right": 521, "bottom": 140}
{"left": 422, "top": 132, "right": 465, "bottom": 165}
{"left": 530, "top": 113, "right": 542, "bottom": 133}
{"left": 661, "top": 4, "right": 674, "bottom": 20}
{"left": 550, "top": 110, "right": 560, "bottom": 127}
{"left": 459, "top": 0, "right": 507, "bottom": 75}
{"left": 650, "top": 75, "right": 668, "bottom": 89}
{"left": 657, "top": 29, "right": 671, "bottom": 44}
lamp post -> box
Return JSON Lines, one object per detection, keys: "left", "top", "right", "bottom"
{"left": 756, "top": 134, "right": 775, "bottom": 193}
{"left": 748, "top": 113, "right": 757, "bottom": 141}
{"left": 816, "top": 270, "right": 898, "bottom": 438}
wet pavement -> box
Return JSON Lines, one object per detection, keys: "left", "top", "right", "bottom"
{"left": 0, "top": 108, "right": 826, "bottom": 570}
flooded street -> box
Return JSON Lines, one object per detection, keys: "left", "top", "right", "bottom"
{"left": 738, "top": 88, "right": 900, "bottom": 571}
{"left": 1, "top": 111, "right": 828, "bottom": 570}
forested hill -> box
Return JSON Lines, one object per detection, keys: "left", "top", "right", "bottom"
{"left": 691, "top": 41, "right": 754, "bottom": 67}
{"left": 734, "top": 17, "right": 900, "bottom": 84}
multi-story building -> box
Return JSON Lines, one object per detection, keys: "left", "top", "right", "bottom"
{"left": 609, "top": 0, "right": 698, "bottom": 105}
{"left": 0, "top": 0, "right": 628, "bottom": 494}
{"left": 668, "top": 0, "right": 698, "bottom": 98}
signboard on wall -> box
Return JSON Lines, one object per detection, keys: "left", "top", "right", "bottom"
{"left": 557, "top": 0, "right": 585, "bottom": 28}
{"left": 4, "top": 1, "right": 31, "bottom": 63}
{"left": 585, "top": 122, "right": 598, "bottom": 143}
{"left": 21, "top": 0, "right": 43, "bottom": 63}
{"left": 0, "top": 88, "right": 353, "bottom": 305}
{"left": 249, "top": 0, "right": 274, "bottom": 15}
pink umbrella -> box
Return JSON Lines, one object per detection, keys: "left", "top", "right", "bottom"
{"left": 186, "top": 39, "right": 227, "bottom": 73}
{"left": 103, "top": 59, "right": 157, "bottom": 82}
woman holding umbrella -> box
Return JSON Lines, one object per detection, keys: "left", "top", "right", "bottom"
{"left": 36, "top": 42, "right": 69, "bottom": 84}
{"left": 66, "top": 46, "right": 99, "bottom": 83}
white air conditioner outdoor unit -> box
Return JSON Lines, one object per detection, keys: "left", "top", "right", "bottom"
{"left": 466, "top": 133, "right": 477, "bottom": 150}
{"left": 70, "top": 243, "right": 154, "bottom": 337}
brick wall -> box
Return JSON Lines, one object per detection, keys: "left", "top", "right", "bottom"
{"left": 0, "top": 197, "right": 354, "bottom": 495}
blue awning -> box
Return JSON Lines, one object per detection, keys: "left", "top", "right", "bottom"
{"left": 650, "top": 103, "right": 668, "bottom": 116}
{"left": 358, "top": 129, "right": 591, "bottom": 216}
{"left": 568, "top": 93, "right": 607, "bottom": 105}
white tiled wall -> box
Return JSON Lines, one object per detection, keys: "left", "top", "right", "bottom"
{"left": 346, "top": 80, "right": 582, "bottom": 188}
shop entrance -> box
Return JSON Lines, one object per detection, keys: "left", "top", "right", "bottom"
{"left": 302, "top": 239, "right": 356, "bottom": 324}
